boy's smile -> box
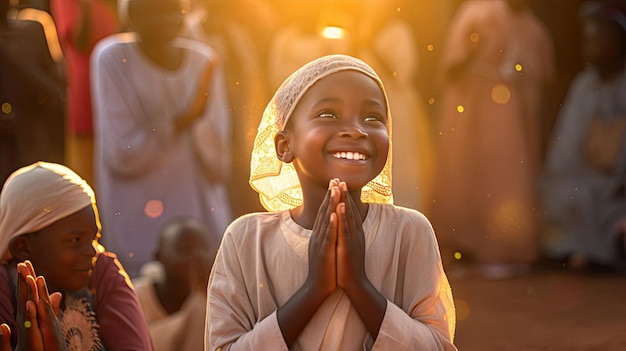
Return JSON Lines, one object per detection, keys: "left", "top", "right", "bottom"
{"left": 279, "top": 70, "right": 389, "bottom": 191}
{"left": 332, "top": 151, "right": 368, "bottom": 161}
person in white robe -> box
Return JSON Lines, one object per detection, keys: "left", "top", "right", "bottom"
{"left": 91, "top": 0, "right": 232, "bottom": 277}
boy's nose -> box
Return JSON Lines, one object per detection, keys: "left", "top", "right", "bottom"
{"left": 339, "top": 122, "right": 368, "bottom": 139}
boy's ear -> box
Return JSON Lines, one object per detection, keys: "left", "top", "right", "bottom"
{"left": 9, "top": 236, "right": 31, "bottom": 262}
{"left": 275, "top": 131, "right": 294, "bottom": 163}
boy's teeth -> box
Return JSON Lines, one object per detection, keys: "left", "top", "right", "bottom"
{"left": 333, "top": 152, "right": 365, "bottom": 160}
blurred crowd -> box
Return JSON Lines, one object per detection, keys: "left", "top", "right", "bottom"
{"left": 1, "top": 0, "right": 626, "bottom": 347}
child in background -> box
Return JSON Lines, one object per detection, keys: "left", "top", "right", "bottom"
{"left": 133, "top": 217, "right": 219, "bottom": 351}
{"left": 0, "top": 162, "right": 153, "bottom": 350}
{"left": 206, "top": 55, "right": 456, "bottom": 350}
{"left": 541, "top": 3, "right": 626, "bottom": 271}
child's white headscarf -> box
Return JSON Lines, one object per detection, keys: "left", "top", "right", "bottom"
{"left": 250, "top": 54, "right": 393, "bottom": 212}
{"left": 0, "top": 162, "right": 96, "bottom": 264}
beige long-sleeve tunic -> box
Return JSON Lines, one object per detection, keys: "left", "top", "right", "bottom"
{"left": 206, "top": 203, "right": 456, "bottom": 351}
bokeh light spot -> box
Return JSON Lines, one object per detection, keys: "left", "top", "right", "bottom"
{"left": 470, "top": 32, "right": 480, "bottom": 43}
{"left": 428, "top": 97, "right": 435, "bottom": 105}
{"left": 1, "top": 102, "right": 12, "bottom": 114}
{"left": 457, "top": 105, "right": 465, "bottom": 113}
{"left": 491, "top": 84, "right": 511, "bottom": 104}
{"left": 427, "top": 44, "right": 434, "bottom": 52}
{"left": 144, "top": 199, "right": 164, "bottom": 219}
{"left": 321, "top": 26, "right": 345, "bottom": 40}
{"left": 454, "top": 252, "right": 462, "bottom": 260}
{"left": 515, "top": 63, "right": 523, "bottom": 72}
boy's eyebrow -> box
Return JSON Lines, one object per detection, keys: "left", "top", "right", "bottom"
{"left": 311, "top": 97, "right": 386, "bottom": 109}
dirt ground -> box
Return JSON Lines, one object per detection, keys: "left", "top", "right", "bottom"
{"left": 447, "top": 263, "right": 626, "bottom": 351}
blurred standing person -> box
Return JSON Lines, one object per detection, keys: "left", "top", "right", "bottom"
{"left": 91, "top": 0, "right": 232, "bottom": 277}
{"left": 51, "top": 0, "right": 119, "bottom": 186}
{"left": 0, "top": 0, "right": 65, "bottom": 188}
{"left": 541, "top": 2, "right": 626, "bottom": 272}
{"left": 431, "top": 0, "right": 555, "bottom": 279}
{"left": 185, "top": 0, "right": 275, "bottom": 216}
{"left": 357, "top": 0, "right": 436, "bottom": 213}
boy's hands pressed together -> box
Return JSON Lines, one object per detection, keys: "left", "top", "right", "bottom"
{"left": 307, "top": 179, "right": 341, "bottom": 298}
{"left": 14, "top": 261, "right": 67, "bottom": 351}
{"left": 336, "top": 182, "right": 367, "bottom": 294}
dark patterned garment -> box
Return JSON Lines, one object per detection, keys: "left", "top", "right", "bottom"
{"left": 59, "top": 288, "right": 105, "bottom": 351}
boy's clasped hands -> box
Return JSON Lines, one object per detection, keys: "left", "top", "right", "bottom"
{"left": 0, "top": 261, "right": 67, "bottom": 351}
{"left": 309, "top": 178, "right": 368, "bottom": 298}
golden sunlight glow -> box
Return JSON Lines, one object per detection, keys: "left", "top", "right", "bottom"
{"left": 321, "top": 26, "right": 346, "bottom": 40}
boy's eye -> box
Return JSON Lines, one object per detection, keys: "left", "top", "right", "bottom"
{"left": 318, "top": 112, "right": 337, "bottom": 119}
{"left": 364, "top": 114, "right": 385, "bottom": 123}
{"left": 66, "top": 236, "right": 81, "bottom": 244}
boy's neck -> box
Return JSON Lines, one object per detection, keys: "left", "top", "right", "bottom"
{"left": 290, "top": 189, "right": 368, "bottom": 230}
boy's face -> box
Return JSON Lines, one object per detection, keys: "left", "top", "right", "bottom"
{"left": 22, "top": 205, "right": 99, "bottom": 293}
{"left": 283, "top": 70, "right": 389, "bottom": 191}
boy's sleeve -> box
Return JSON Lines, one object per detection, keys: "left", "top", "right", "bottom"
{"left": 368, "top": 213, "right": 457, "bottom": 351}
{"left": 205, "top": 232, "right": 288, "bottom": 351}
{"left": 92, "top": 252, "right": 155, "bottom": 351}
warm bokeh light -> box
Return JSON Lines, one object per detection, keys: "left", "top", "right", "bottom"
{"left": 144, "top": 199, "right": 164, "bottom": 218}
{"left": 454, "top": 251, "right": 462, "bottom": 260}
{"left": 427, "top": 44, "right": 434, "bottom": 51}
{"left": 491, "top": 84, "right": 511, "bottom": 104}
{"left": 428, "top": 97, "right": 435, "bottom": 105}
{"left": 470, "top": 32, "right": 480, "bottom": 43}
{"left": 321, "top": 26, "right": 346, "bottom": 40}
{"left": 2, "top": 102, "right": 12, "bottom": 114}
{"left": 457, "top": 105, "right": 465, "bottom": 113}
{"left": 515, "top": 63, "right": 523, "bottom": 72}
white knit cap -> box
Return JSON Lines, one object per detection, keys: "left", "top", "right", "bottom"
{"left": 249, "top": 54, "right": 393, "bottom": 212}
{"left": 0, "top": 162, "right": 96, "bottom": 263}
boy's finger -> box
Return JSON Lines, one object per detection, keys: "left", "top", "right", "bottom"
{"left": 25, "top": 300, "right": 44, "bottom": 349}
{"left": 35, "top": 277, "right": 50, "bottom": 305}
{"left": 24, "top": 260, "right": 37, "bottom": 277}
{"left": 0, "top": 323, "right": 11, "bottom": 351}
{"left": 49, "top": 293, "right": 62, "bottom": 317}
